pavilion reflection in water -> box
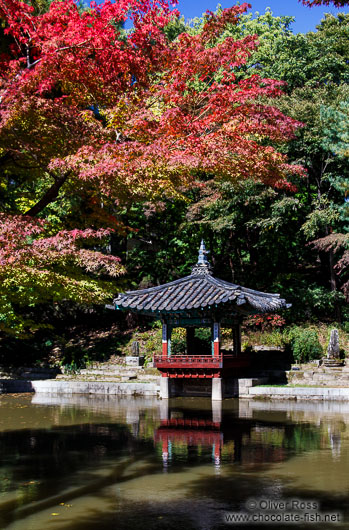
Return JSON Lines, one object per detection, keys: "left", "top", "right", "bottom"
{"left": 28, "top": 394, "right": 341, "bottom": 470}
{"left": 155, "top": 401, "right": 224, "bottom": 470}
{"left": 154, "top": 400, "right": 287, "bottom": 471}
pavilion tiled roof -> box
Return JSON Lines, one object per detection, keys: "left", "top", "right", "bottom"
{"left": 113, "top": 241, "right": 290, "bottom": 316}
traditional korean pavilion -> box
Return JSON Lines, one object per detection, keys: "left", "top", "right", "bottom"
{"left": 112, "top": 241, "right": 289, "bottom": 400}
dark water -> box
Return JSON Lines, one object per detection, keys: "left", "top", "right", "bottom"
{"left": 0, "top": 394, "right": 348, "bottom": 529}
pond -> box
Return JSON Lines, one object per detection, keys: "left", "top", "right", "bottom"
{"left": 0, "top": 394, "right": 348, "bottom": 529}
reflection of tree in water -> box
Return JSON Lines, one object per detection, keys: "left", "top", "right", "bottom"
{"left": 0, "top": 422, "right": 158, "bottom": 528}
{"left": 326, "top": 420, "right": 346, "bottom": 459}
{"left": 282, "top": 423, "right": 322, "bottom": 453}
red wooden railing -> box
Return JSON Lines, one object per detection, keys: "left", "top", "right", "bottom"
{"left": 154, "top": 353, "right": 250, "bottom": 370}
{"left": 155, "top": 354, "right": 221, "bottom": 364}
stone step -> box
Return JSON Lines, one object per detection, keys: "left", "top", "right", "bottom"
{"left": 56, "top": 374, "right": 122, "bottom": 381}
{"left": 79, "top": 369, "right": 124, "bottom": 376}
{"left": 307, "top": 372, "right": 349, "bottom": 377}
{"left": 287, "top": 370, "right": 349, "bottom": 387}
{"left": 309, "top": 372, "right": 349, "bottom": 378}
{"left": 55, "top": 372, "right": 160, "bottom": 382}
{"left": 78, "top": 366, "right": 143, "bottom": 375}
{"left": 138, "top": 374, "right": 160, "bottom": 381}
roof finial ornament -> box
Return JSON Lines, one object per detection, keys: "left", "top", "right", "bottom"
{"left": 191, "top": 239, "right": 212, "bottom": 275}
{"left": 198, "top": 239, "right": 209, "bottom": 265}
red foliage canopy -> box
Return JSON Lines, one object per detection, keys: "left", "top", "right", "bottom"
{"left": 0, "top": 214, "right": 123, "bottom": 278}
{"left": 0, "top": 0, "right": 306, "bottom": 329}
{"left": 0, "top": 0, "right": 304, "bottom": 205}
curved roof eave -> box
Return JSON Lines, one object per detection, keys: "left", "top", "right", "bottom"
{"left": 111, "top": 240, "right": 290, "bottom": 316}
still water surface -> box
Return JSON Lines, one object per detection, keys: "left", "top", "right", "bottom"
{"left": 0, "top": 394, "right": 349, "bottom": 529}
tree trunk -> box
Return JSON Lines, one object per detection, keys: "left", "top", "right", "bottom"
{"left": 326, "top": 226, "right": 342, "bottom": 323}
{"left": 25, "top": 172, "right": 70, "bottom": 217}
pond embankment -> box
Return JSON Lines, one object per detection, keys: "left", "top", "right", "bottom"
{"left": 241, "top": 385, "right": 349, "bottom": 401}
{"left": 0, "top": 379, "right": 160, "bottom": 396}
{"left": 0, "top": 362, "right": 161, "bottom": 396}
{"left": 2, "top": 361, "right": 349, "bottom": 400}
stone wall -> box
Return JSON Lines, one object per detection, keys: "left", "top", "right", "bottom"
{"left": 286, "top": 365, "right": 349, "bottom": 387}
{"left": 247, "top": 386, "right": 349, "bottom": 401}
{"left": 0, "top": 380, "right": 160, "bottom": 396}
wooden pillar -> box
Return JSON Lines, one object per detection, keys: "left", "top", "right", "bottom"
{"left": 162, "top": 322, "right": 168, "bottom": 356}
{"left": 168, "top": 325, "right": 172, "bottom": 356}
{"left": 186, "top": 327, "right": 195, "bottom": 355}
{"left": 233, "top": 321, "right": 241, "bottom": 356}
{"left": 213, "top": 322, "right": 220, "bottom": 358}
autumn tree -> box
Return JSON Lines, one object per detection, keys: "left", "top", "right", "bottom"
{"left": 0, "top": 0, "right": 306, "bottom": 337}
{"left": 0, "top": 0, "right": 177, "bottom": 335}
{"left": 0, "top": 216, "right": 124, "bottom": 335}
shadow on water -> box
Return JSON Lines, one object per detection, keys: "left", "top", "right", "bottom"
{"left": 0, "top": 395, "right": 348, "bottom": 529}
{"left": 0, "top": 424, "right": 163, "bottom": 527}
{"left": 31, "top": 484, "right": 349, "bottom": 530}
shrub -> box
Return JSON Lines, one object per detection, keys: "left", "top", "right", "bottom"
{"left": 171, "top": 328, "right": 187, "bottom": 354}
{"left": 286, "top": 327, "right": 323, "bottom": 363}
{"left": 170, "top": 327, "right": 211, "bottom": 354}
{"left": 194, "top": 327, "right": 211, "bottom": 342}
{"left": 244, "top": 313, "right": 286, "bottom": 332}
{"left": 241, "top": 329, "right": 286, "bottom": 348}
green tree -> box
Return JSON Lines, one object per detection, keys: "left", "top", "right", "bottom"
{"left": 153, "top": 8, "right": 349, "bottom": 321}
